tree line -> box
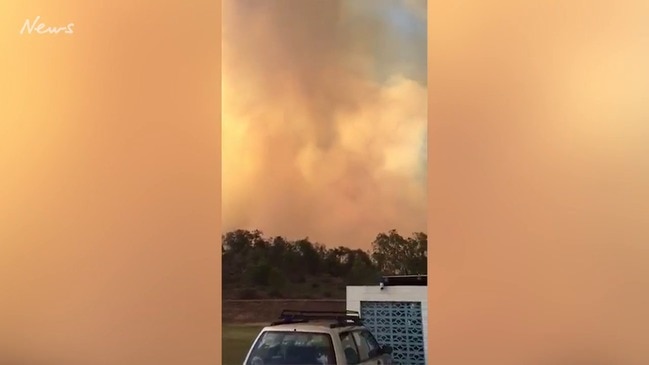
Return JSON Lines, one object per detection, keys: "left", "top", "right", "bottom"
{"left": 222, "top": 229, "right": 427, "bottom": 299}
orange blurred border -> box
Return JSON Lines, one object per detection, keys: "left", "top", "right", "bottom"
{"left": 0, "top": 1, "right": 222, "bottom": 364}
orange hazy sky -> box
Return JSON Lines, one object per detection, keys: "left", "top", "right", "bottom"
{"left": 222, "top": 0, "right": 428, "bottom": 249}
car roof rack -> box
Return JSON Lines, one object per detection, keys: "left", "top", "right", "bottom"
{"left": 270, "top": 309, "right": 364, "bottom": 328}
{"left": 381, "top": 274, "right": 427, "bottom": 286}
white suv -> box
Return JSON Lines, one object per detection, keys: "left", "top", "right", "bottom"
{"left": 243, "top": 310, "right": 394, "bottom": 365}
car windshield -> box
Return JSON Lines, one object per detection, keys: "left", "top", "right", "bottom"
{"left": 245, "top": 331, "right": 337, "bottom": 365}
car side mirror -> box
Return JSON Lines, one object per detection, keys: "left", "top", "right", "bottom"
{"left": 381, "top": 345, "right": 393, "bottom": 355}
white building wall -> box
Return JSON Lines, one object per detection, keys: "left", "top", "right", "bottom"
{"left": 346, "top": 286, "right": 428, "bottom": 364}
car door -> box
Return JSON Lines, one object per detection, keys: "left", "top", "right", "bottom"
{"left": 352, "top": 330, "right": 391, "bottom": 365}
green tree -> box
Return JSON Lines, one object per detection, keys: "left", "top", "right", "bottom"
{"left": 221, "top": 228, "right": 425, "bottom": 299}
{"left": 347, "top": 250, "right": 380, "bottom": 285}
{"left": 371, "top": 230, "right": 427, "bottom": 275}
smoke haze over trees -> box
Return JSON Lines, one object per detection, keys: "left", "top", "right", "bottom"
{"left": 222, "top": 229, "right": 427, "bottom": 299}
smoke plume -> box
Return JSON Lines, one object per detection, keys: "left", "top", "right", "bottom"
{"left": 222, "top": 0, "right": 427, "bottom": 248}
